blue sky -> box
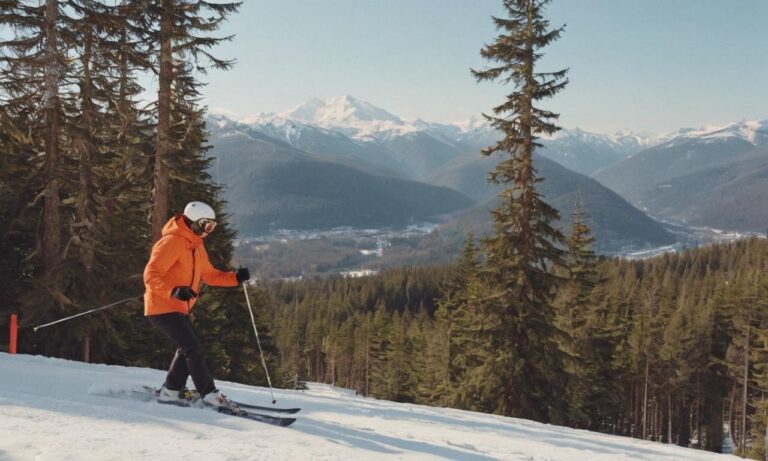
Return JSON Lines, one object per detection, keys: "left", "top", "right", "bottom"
{"left": 200, "top": 0, "right": 768, "bottom": 134}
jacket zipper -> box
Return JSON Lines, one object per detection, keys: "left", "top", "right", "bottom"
{"left": 187, "top": 248, "right": 196, "bottom": 313}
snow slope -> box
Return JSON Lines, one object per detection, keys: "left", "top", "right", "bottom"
{"left": 0, "top": 353, "right": 740, "bottom": 461}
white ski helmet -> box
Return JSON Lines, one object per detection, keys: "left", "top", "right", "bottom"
{"left": 183, "top": 201, "right": 215, "bottom": 222}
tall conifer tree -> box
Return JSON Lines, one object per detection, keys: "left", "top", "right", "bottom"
{"left": 0, "top": 1, "right": 77, "bottom": 354}
{"left": 557, "top": 194, "right": 600, "bottom": 427}
{"left": 471, "top": 0, "right": 568, "bottom": 422}
{"left": 61, "top": 1, "right": 152, "bottom": 361}
{"left": 434, "top": 232, "right": 485, "bottom": 407}
{"left": 143, "top": 0, "right": 241, "bottom": 242}
{"left": 0, "top": 111, "right": 37, "bottom": 308}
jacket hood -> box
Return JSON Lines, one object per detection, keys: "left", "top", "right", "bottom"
{"left": 161, "top": 215, "right": 203, "bottom": 249}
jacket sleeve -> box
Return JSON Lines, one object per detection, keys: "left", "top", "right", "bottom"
{"left": 144, "top": 236, "right": 184, "bottom": 296}
{"left": 200, "top": 247, "right": 239, "bottom": 287}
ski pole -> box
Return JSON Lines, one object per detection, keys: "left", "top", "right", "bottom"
{"left": 33, "top": 296, "right": 141, "bottom": 332}
{"left": 242, "top": 283, "right": 277, "bottom": 404}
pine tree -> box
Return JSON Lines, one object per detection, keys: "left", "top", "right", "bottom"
{"left": 700, "top": 284, "right": 732, "bottom": 452}
{"left": 0, "top": 0, "right": 79, "bottom": 355}
{"left": 141, "top": 0, "right": 241, "bottom": 242}
{"left": 61, "top": 0, "right": 154, "bottom": 362}
{"left": 39, "top": 0, "right": 65, "bottom": 290}
{"left": 0, "top": 111, "right": 37, "bottom": 309}
{"left": 557, "top": 194, "right": 600, "bottom": 428}
{"left": 410, "top": 306, "right": 435, "bottom": 403}
{"left": 471, "top": 0, "right": 569, "bottom": 422}
{"left": 385, "top": 310, "right": 414, "bottom": 401}
{"left": 587, "top": 271, "right": 630, "bottom": 433}
{"left": 368, "top": 300, "right": 392, "bottom": 398}
{"left": 433, "top": 232, "right": 485, "bottom": 407}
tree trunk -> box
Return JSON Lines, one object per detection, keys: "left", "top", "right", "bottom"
{"left": 76, "top": 21, "right": 95, "bottom": 273}
{"left": 668, "top": 391, "right": 673, "bottom": 444}
{"left": 642, "top": 360, "right": 649, "bottom": 439}
{"left": 82, "top": 333, "right": 90, "bottom": 363}
{"left": 696, "top": 397, "right": 701, "bottom": 448}
{"left": 117, "top": 28, "right": 128, "bottom": 132}
{"left": 742, "top": 320, "right": 751, "bottom": 454}
{"left": 365, "top": 333, "right": 370, "bottom": 396}
{"left": 42, "top": 0, "right": 62, "bottom": 287}
{"left": 634, "top": 380, "right": 640, "bottom": 437}
{"left": 676, "top": 397, "right": 690, "bottom": 447}
{"left": 330, "top": 346, "right": 335, "bottom": 386}
{"left": 730, "top": 382, "right": 737, "bottom": 445}
{"left": 151, "top": 0, "right": 174, "bottom": 242}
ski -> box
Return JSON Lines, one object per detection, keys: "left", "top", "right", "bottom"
{"left": 110, "top": 385, "right": 300, "bottom": 413}
{"left": 89, "top": 384, "right": 297, "bottom": 427}
{"left": 146, "top": 385, "right": 301, "bottom": 414}
{"left": 232, "top": 401, "right": 301, "bottom": 414}
{"left": 212, "top": 406, "right": 297, "bottom": 427}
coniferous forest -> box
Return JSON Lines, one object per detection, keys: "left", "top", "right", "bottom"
{"left": 1, "top": 0, "right": 766, "bottom": 458}
{"left": 0, "top": 0, "right": 272, "bottom": 382}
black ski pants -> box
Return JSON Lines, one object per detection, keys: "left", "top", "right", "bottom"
{"left": 150, "top": 312, "right": 216, "bottom": 396}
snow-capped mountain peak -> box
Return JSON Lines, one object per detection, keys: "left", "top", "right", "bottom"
{"left": 657, "top": 119, "right": 768, "bottom": 146}
{"left": 271, "top": 95, "right": 427, "bottom": 140}
{"left": 453, "top": 115, "right": 489, "bottom": 133}
{"left": 540, "top": 127, "right": 661, "bottom": 156}
{"left": 281, "top": 95, "right": 403, "bottom": 128}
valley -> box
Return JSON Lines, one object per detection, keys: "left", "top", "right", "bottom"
{"left": 234, "top": 219, "right": 765, "bottom": 280}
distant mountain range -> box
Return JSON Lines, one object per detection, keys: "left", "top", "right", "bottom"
{"left": 427, "top": 152, "right": 676, "bottom": 253}
{"left": 212, "top": 96, "right": 661, "bottom": 178}
{"left": 593, "top": 120, "right": 768, "bottom": 232}
{"left": 540, "top": 128, "right": 657, "bottom": 175}
{"left": 207, "top": 96, "right": 683, "bottom": 252}
{"left": 208, "top": 126, "right": 473, "bottom": 233}
{"left": 221, "top": 96, "right": 468, "bottom": 180}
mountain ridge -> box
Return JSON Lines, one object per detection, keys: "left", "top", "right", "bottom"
{"left": 592, "top": 118, "right": 768, "bottom": 232}
{"left": 213, "top": 97, "right": 766, "bottom": 181}
{"left": 212, "top": 97, "right": 768, "bottom": 156}
{"left": 207, "top": 126, "right": 474, "bottom": 235}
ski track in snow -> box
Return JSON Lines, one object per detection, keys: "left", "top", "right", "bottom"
{"left": 0, "top": 353, "right": 740, "bottom": 461}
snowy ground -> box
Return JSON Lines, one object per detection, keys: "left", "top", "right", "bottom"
{"left": 0, "top": 353, "right": 740, "bottom": 461}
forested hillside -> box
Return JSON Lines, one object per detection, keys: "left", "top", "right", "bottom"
{"left": 260, "top": 236, "right": 768, "bottom": 456}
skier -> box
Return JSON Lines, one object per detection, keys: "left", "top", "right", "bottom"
{"left": 143, "top": 201, "right": 250, "bottom": 409}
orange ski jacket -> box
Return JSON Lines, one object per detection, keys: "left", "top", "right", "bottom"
{"left": 143, "top": 215, "right": 238, "bottom": 316}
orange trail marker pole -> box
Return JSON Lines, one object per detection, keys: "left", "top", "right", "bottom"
{"left": 10, "top": 314, "right": 17, "bottom": 354}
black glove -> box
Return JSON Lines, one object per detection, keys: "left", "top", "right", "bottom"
{"left": 236, "top": 267, "right": 251, "bottom": 283}
{"left": 171, "top": 286, "right": 197, "bottom": 301}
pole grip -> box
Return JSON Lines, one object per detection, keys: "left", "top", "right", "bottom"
{"left": 10, "top": 314, "right": 17, "bottom": 354}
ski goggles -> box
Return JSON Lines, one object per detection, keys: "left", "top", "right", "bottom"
{"left": 197, "top": 218, "right": 217, "bottom": 233}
